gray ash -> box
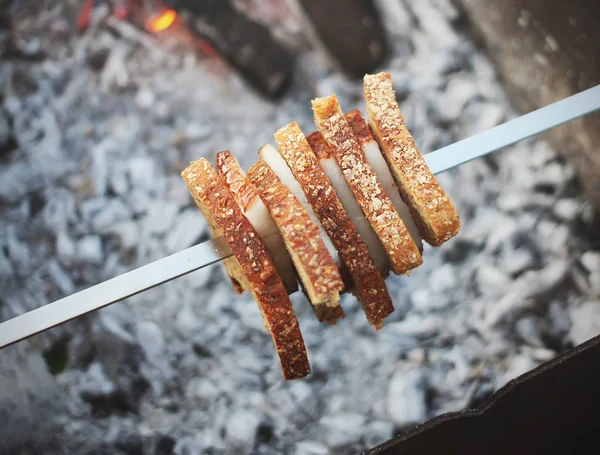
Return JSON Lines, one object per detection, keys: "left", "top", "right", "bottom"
{"left": 1, "top": 0, "right": 599, "bottom": 454}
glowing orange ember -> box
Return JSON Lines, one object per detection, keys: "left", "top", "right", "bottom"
{"left": 146, "top": 9, "right": 177, "bottom": 33}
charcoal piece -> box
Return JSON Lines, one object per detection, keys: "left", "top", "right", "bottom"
{"left": 0, "top": 346, "right": 66, "bottom": 455}
{"left": 0, "top": 109, "right": 16, "bottom": 158}
{"left": 154, "top": 435, "right": 176, "bottom": 455}
{"left": 170, "top": 0, "right": 295, "bottom": 100}
{"left": 297, "top": 0, "right": 389, "bottom": 78}
{"left": 87, "top": 48, "right": 110, "bottom": 72}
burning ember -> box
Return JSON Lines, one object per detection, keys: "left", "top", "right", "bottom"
{"left": 145, "top": 8, "right": 177, "bottom": 33}
{"left": 77, "top": 0, "right": 178, "bottom": 34}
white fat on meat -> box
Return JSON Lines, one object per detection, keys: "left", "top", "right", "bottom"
{"left": 319, "top": 156, "right": 390, "bottom": 277}
{"left": 362, "top": 140, "right": 423, "bottom": 252}
{"left": 259, "top": 144, "right": 340, "bottom": 265}
{"left": 243, "top": 195, "right": 298, "bottom": 293}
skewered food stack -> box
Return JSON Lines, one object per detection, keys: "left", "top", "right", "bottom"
{"left": 181, "top": 72, "right": 460, "bottom": 379}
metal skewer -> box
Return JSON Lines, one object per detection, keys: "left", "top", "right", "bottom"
{"left": 1, "top": 84, "right": 599, "bottom": 349}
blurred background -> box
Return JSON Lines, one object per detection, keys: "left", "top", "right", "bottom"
{"left": 1, "top": 0, "right": 599, "bottom": 453}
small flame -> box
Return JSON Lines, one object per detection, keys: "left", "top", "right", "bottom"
{"left": 146, "top": 9, "right": 177, "bottom": 33}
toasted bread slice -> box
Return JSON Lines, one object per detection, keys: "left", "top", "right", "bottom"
{"left": 312, "top": 94, "right": 422, "bottom": 276}
{"left": 246, "top": 158, "right": 345, "bottom": 324}
{"left": 275, "top": 122, "right": 394, "bottom": 328}
{"left": 345, "top": 110, "right": 423, "bottom": 253}
{"left": 364, "top": 72, "right": 460, "bottom": 246}
{"left": 257, "top": 144, "right": 353, "bottom": 291}
{"left": 306, "top": 131, "right": 390, "bottom": 278}
{"left": 181, "top": 158, "right": 310, "bottom": 380}
{"left": 258, "top": 143, "right": 340, "bottom": 267}
{"left": 216, "top": 151, "right": 298, "bottom": 294}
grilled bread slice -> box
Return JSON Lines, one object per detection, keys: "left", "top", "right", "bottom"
{"left": 181, "top": 158, "right": 310, "bottom": 379}
{"left": 345, "top": 110, "right": 423, "bottom": 253}
{"left": 258, "top": 143, "right": 340, "bottom": 267}
{"left": 364, "top": 72, "right": 460, "bottom": 246}
{"left": 312, "top": 94, "right": 422, "bottom": 276}
{"left": 257, "top": 144, "right": 352, "bottom": 291}
{"left": 306, "top": 131, "right": 390, "bottom": 278}
{"left": 275, "top": 122, "right": 394, "bottom": 328}
{"left": 246, "top": 158, "right": 345, "bottom": 324}
{"left": 216, "top": 151, "right": 298, "bottom": 294}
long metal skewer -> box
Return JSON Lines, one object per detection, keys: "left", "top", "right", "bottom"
{"left": 1, "top": 84, "right": 599, "bottom": 349}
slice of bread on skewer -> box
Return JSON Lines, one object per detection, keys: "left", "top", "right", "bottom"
{"left": 246, "top": 158, "right": 345, "bottom": 324}
{"left": 364, "top": 72, "right": 460, "bottom": 246}
{"left": 312, "top": 94, "right": 422, "bottom": 276}
{"left": 306, "top": 131, "right": 390, "bottom": 278}
{"left": 275, "top": 122, "right": 394, "bottom": 328}
{"left": 345, "top": 109, "right": 423, "bottom": 253}
{"left": 181, "top": 158, "right": 310, "bottom": 380}
{"left": 258, "top": 144, "right": 341, "bottom": 269}
{"left": 216, "top": 151, "right": 298, "bottom": 294}
{"left": 257, "top": 143, "right": 353, "bottom": 292}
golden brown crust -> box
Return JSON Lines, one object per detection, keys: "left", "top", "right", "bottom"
{"left": 246, "top": 158, "right": 344, "bottom": 323}
{"left": 216, "top": 150, "right": 258, "bottom": 211}
{"left": 312, "top": 95, "right": 423, "bottom": 276}
{"left": 213, "top": 150, "right": 252, "bottom": 294}
{"left": 306, "top": 131, "right": 333, "bottom": 160}
{"left": 345, "top": 109, "right": 374, "bottom": 146}
{"left": 364, "top": 72, "right": 460, "bottom": 246}
{"left": 275, "top": 122, "right": 394, "bottom": 328}
{"left": 216, "top": 150, "right": 299, "bottom": 295}
{"left": 181, "top": 158, "right": 310, "bottom": 379}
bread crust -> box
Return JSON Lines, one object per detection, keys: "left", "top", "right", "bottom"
{"left": 216, "top": 150, "right": 258, "bottom": 211}
{"left": 246, "top": 158, "right": 344, "bottom": 323}
{"left": 216, "top": 150, "right": 298, "bottom": 294}
{"left": 312, "top": 95, "right": 422, "bottom": 275}
{"left": 364, "top": 72, "right": 460, "bottom": 246}
{"left": 344, "top": 109, "right": 373, "bottom": 146}
{"left": 345, "top": 109, "right": 424, "bottom": 255}
{"left": 306, "top": 131, "right": 333, "bottom": 160}
{"left": 276, "top": 122, "right": 394, "bottom": 328}
{"left": 181, "top": 158, "right": 310, "bottom": 379}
